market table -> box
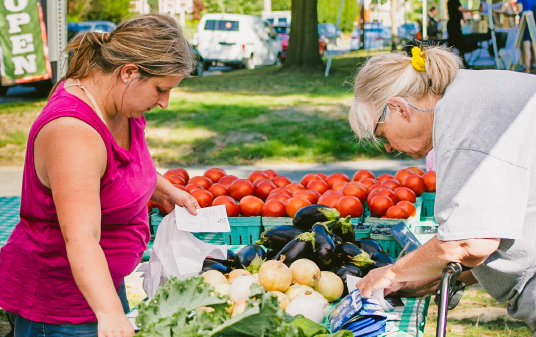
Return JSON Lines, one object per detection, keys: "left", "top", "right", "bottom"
{"left": 0, "top": 196, "right": 431, "bottom": 336}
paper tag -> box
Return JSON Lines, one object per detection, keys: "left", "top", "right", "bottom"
{"left": 174, "top": 204, "right": 230, "bottom": 233}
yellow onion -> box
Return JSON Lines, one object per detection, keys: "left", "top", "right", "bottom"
{"left": 313, "top": 271, "right": 344, "bottom": 302}
{"left": 289, "top": 259, "right": 321, "bottom": 287}
{"left": 270, "top": 291, "right": 291, "bottom": 310}
{"left": 258, "top": 260, "right": 292, "bottom": 292}
{"left": 202, "top": 270, "right": 228, "bottom": 287}
{"left": 227, "top": 269, "right": 251, "bottom": 283}
{"left": 284, "top": 284, "right": 315, "bottom": 301}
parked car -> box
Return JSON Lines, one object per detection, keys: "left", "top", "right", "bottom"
{"left": 350, "top": 22, "right": 392, "bottom": 50}
{"left": 272, "top": 24, "right": 327, "bottom": 60}
{"left": 67, "top": 21, "right": 117, "bottom": 41}
{"left": 318, "top": 23, "right": 341, "bottom": 46}
{"left": 196, "top": 13, "right": 282, "bottom": 70}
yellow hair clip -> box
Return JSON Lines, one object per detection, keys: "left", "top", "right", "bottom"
{"left": 411, "top": 46, "right": 426, "bottom": 72}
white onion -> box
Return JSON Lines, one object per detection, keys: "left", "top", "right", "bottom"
{"left": 313, "top": 271, "right": 344, "bottom": 302}
{"left": 229, "top": 275, "right": 256, "bottom": 303}
{"left": 227, "top": 269, "right": 251, "bottom": 283}
{"left": 202, "top": 270, "right": 228, "bottom": 287}
{"left": 231, "top": 300, "right": 247, "bottom": 317}
{"left": 285, "top": 296, "right": 325, "bottom": 324}
{"left": 289, "top": 259, "right": 321, "bottom": 287}
{"left": 214, "top": 283, "right": 230, "bottom": 296}
{"left": 270, "top": 291, "right": 291, "bottom": 310}
{"left": 258, "top": 260, "right": 292, "bottom": 292}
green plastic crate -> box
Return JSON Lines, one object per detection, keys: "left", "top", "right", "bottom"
{"left": 421, "top": 192, "right": 435, "bottom": 219}
{"left": 369, "top": 223, "right": 403, "bottom": 258}
{"left": 411, "top": 220, "right": 438, "bottom": 245}
{"left": 261, "top": 217, "right": 293, "bottom": 231}
{"left": 364, "top": 197, "right": 423, "bottom": 227}
{"left": 148, "top": 210, "right": 261, "bottom": 245}
{"left": 349, "top": 218, "right": 372, "bottom": 239}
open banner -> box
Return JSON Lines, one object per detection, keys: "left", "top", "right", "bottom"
{"left": 0, "top": 0, "right": 52, "bottom": 86}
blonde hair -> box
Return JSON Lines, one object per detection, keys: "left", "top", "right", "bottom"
{"left": 348, "top": 46, "right": 462, "bottom": 141}
{"left": 50, "top": 14, "right": 192, "bottom": 98}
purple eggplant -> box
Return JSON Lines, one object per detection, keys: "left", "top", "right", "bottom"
{"left": 329, "top": 216, "right": 356, "bottom": 243}
{"left": 257, "top": 225, "right": 304, "bottom": 251}
{"left": 311, "top": 223, "right": 336, "bottom": 270}
{"left": 335, "top": 265, "right": 365, "bottom": 296}
{"left": 293, "top": 205, "right": 340, "bottom": 231}
{"left": 355, "top": 238, "right": 383, "bottom": 255}
{"left": 337, "top": 242, "right": 375, "bottom": 268}
{"left": 275, "top": 232, "right": 316, "bottom": 266}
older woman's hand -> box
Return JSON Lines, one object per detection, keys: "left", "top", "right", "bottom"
{"left": 356, "top": 265, "right": 397, "bottom": 297}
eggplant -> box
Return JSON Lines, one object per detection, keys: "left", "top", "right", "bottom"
{"left": 202, "top": 259, "right": 232, "bottom": 274}
{"left": 275, "top": 232, "right": 316, "bottom": 266}
{"left": 293, "top": 205, "right": 340, "bottom": 231}
{"left": 257, "top": 225, "right": 304, "bottom": 251}
{"left": 311, "top": 223, "right": 336, "bottom": 270}
{"left": 371, "top": 251, "right": 395, "bottom": 268}
{"left": 206, "top": 249, "right": 239, "bottom": 268}
{"left": 334, "top": 265, "right": 365, "bottom": 296}
{"left": 355, "top": 238, "right": 383, "bottom": 256}
{"left": 328, "top": 216, "right": 356, "bottom": 243}
{"left": 337, "top": 242, "right": 375, "bottom": 269}
{"left": 234, "top": 244, "right": 266, "bottom": 273}
{"left": 266, "top": 248, "right": 278, "bottom": 260}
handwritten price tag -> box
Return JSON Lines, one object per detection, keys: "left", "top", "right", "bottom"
{"left": 174, "top": 204, "right": 231, "bottom": 233}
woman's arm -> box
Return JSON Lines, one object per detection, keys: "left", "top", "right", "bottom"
{"left": 151, "top": 173, "right": 200, "bottom": 215}
{"left": 34, "top": 117, "right": 134, "bottom": 337}
{"left": 357, "top": 235, "right": 499, "bottom": 297}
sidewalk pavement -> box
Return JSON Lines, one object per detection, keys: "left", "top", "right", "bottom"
{"left": 0, "top": 158, "right": 424, "bottom": 197}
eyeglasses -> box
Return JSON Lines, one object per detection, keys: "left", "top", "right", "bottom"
{"left": 373, "top": 98, "right": 434, "bottom": 144}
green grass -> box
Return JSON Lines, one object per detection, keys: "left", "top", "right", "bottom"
{"left": 0, "top": 50, "right": 401, "bottom": 167}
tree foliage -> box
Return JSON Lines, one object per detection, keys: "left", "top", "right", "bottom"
{"left": 317, "top": 0, "right": 359, "bottom": 32}
{"left": 202, "top": 0, "right": 264, "bottom": 15}
{"left": 68, "top": 0, "right": 131, "bottom": 23}
{"left": 272, "top": 0, "right": 292, "bottom": 11}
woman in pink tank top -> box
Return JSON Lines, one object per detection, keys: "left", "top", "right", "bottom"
{"left": 0, "top": 15, "right": 200, "bottom": 337}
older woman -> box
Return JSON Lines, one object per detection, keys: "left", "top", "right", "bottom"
{"left": 0, "top": 15, "right": 199, "bottom": 337}
{"left": 349, "top": 46, "right": 536, "bottom": 332}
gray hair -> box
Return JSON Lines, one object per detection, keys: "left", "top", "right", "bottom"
{"left": 348, "top": 46, "right": 462, "bottom": 142}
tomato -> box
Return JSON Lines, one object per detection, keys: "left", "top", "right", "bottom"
{"left": 208, "top": 183, "right": 228, "bottom": 198}
{"left": 213, "top": 195, "right": 239, "bottom": 217}
{"left": 228, "top": 179, "right": 254, "bottom": 201}
{"left": 266, "top": 192, "right": 290, "bottom": 203}
{"left": 261, "top": 199, "right": 286, "bottom": 217}
{"left": 336, "top": 196, "right": 363, "bottom": 218}
{"left": 189, "top": 176, "right": 213, "bottom": 189}
{"left": 248, "top": 170, "right": 269, "bottom": 184}
{"left": 394, "top": 169, "right": 414, "bottom": 184}
{"left": 308, "top": 189, "right": 321, "bottom": 199}
{"left": 394, "top": 187, "right": 416, "bottom": 203}
{"left": 148, "top": 200, "right": 157, "bottom": 213}
{"left": 423, "top": 171, "right": 436, "bottom": 192}
{"left": 253, "top": 178, "right": 269, "bottom": 188}
{"left": 359, "top": 177, "right": 379, "bottom": 189}
{"left": 293, "top": 189, "right": 319, "bottom": 204}
{"left": 326, "top": 172, "right": 351, "bottom": 188}
{"left": 306, "top": 179, "right": 329, "bottom": 195}
{"left": 352, "top": 169, "right": 375, "bottom": 181}
{"left": 402, "top": 174, "right": 425, "bottom": 197}
{"left": 332, "top": 181, "right": 348, "bottom": 191}
{"left": 300, "top": 173, "right": 322, "bottom": 188}
{"left": 269, "top": 188, "right": 291, "bottom": 196}
{"left": 369, "top": 196, "right": 394, "bottom": 217}
{"left": 366, "top": 187, "right": 398, "bottom": 206}
{"left": 271, "top": 175, "right": 291, "bottom": 188}
{"left": 203, "top": 168, "right": 227, "bottom": 183}
{"left": 163, "top": 168, "right": 189, "bottom": 182}
{"left": 316, "top": 172, "right": 328, "bottom": 180}
{"left": 172, "top": 184, "right": 187, "bottom": 191}
{"left": 239, "top": 195, "right": 265, "bottom": 217}
{"left": 382, "top": 179, "right": 401, "bottom": 191}
{"left": 322, "top": 189, "right": 344, "bottom": 197}
{"left": 397, "top": 200, "right": 417, "bottom": 217}
{"left": 186, "top": 183, "right": 204, "bottom": 193}
{"left": 263, "top": 169, "right": 278, "bottom": 179}
{"left": 191, "top": 189, "right": 214, "bottom": 208}
{"left": 165, "top": 174, "right": 186, "bottom": 185}
{"left": 385, "top": 205, "right": 408, "bottom": 219}
{"left": 317, "top": 194, "right": 342, "bottom": 208}
{"left": 342, "top": 183, "right": 368, "bottom": 203}
{"left": 369, "top": 183, "right": 390, "bottom": 192}
{"left": 254, "top": 180, "right": 277, "bottom": 201}
{"left": 407, "top": 166, "right": 425, "bottom": 176}
{"left": 286, "top": 182, "right": 306, "bottom": 194}
{"left": 218, "top": 175, "right": 239, "bottom": 189}
{"left": 285, "top": 197, "right": 312, "bottom": 217}
{"left": 376, "top": 173, "right": 395, "bottom": 184}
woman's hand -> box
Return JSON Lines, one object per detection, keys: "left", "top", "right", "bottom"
{"left": 97, "top": 312, "right": 135, "bottom": 337}
{"left": 161, "top": 187, "right": 200, "bottom": 215}
{"left": 356, "top": 265, "right": 397, "bottom": 297}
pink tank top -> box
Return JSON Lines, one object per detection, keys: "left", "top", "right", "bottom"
{"left": 0, "top": 81, "right": 156, "bottom": 324}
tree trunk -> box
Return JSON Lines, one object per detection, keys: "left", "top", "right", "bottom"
{"left": 282, "top": 0, "right": 324, "bottom": 72}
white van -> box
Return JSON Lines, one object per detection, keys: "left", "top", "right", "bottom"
{"left": 196, "top": 14, "right": 282, "bottom": 70}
